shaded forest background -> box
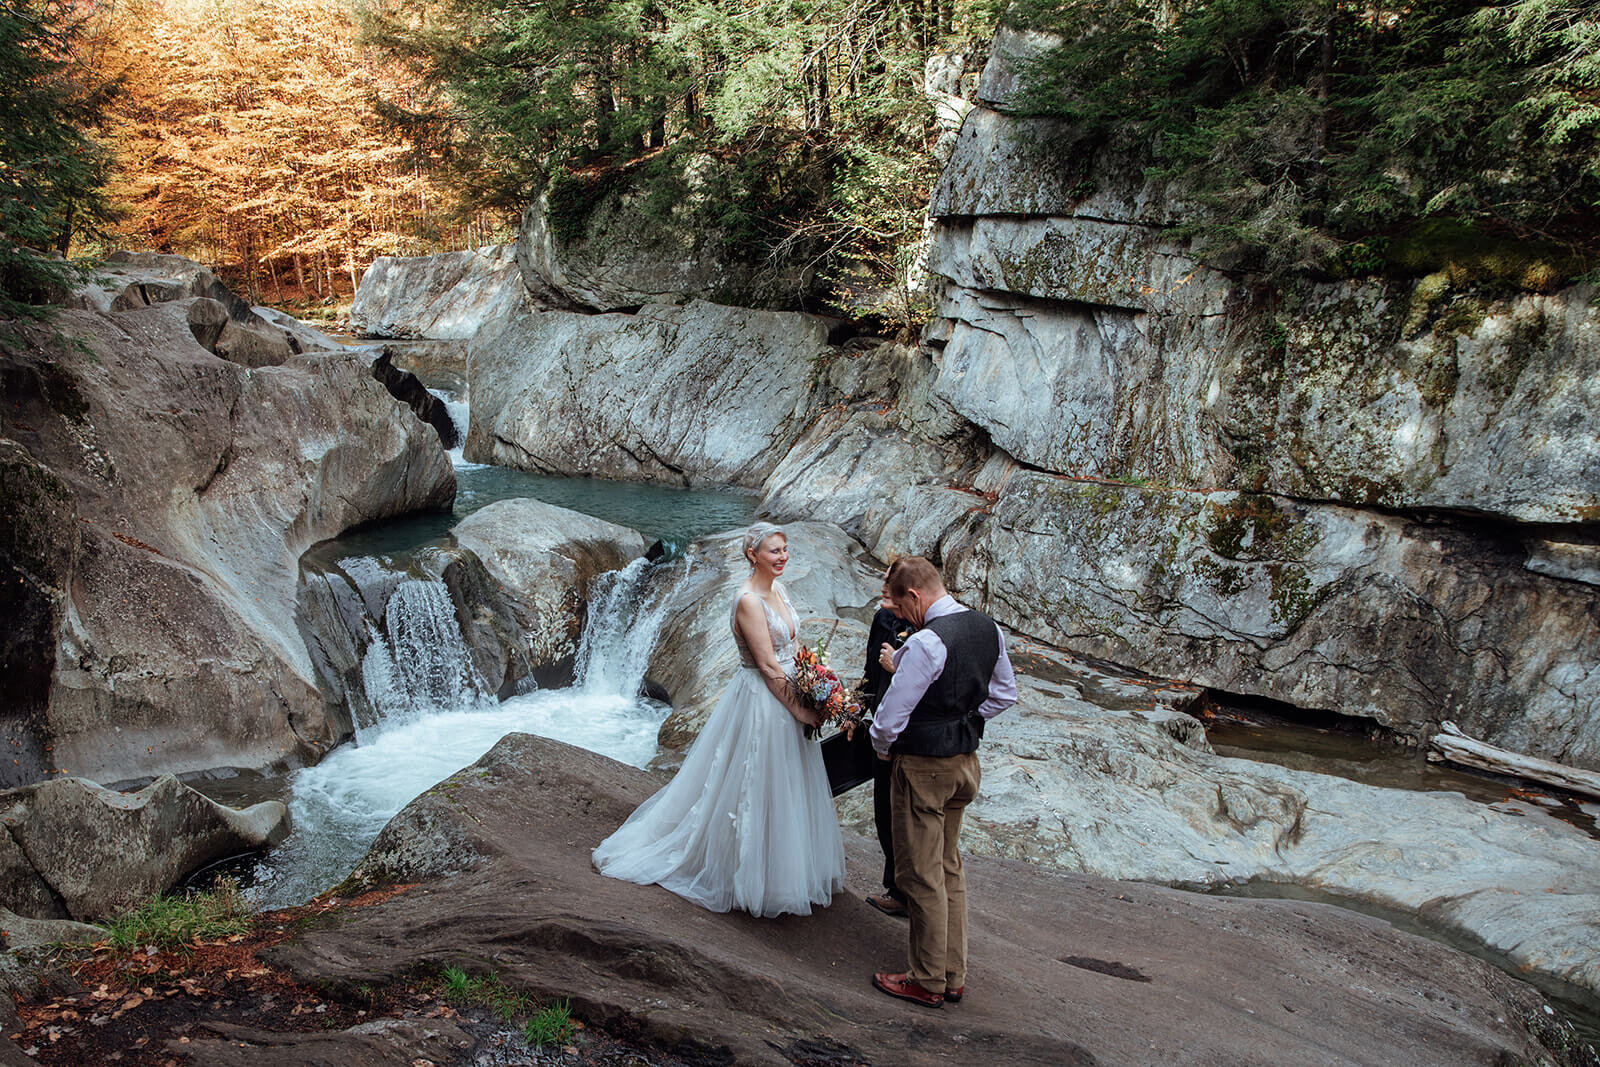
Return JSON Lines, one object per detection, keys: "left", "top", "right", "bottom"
{"left": 2, "top": 0, "right": 1596, "bottom": 322}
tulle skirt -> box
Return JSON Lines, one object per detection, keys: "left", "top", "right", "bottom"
{"left": 593, "top": 667, "right": 845, "bottom": 917}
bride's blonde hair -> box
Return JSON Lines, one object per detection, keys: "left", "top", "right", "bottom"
{"left": 742, "top": 521, "right": 785, "bottom": 564}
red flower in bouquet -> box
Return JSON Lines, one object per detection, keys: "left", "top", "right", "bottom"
{"left": 791, "top": 640, "right": 863, "bottom": 739}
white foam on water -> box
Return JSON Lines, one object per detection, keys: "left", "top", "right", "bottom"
{"left": 431, "top": 387, "right": 480, "bottom": 470}
{"left": 254, "top": 558, "right": 684, "bottom": 907}
{"left": 254, "top": 687, "right": 669, "bottom": 908}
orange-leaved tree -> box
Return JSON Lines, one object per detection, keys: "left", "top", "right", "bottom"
{"left": 102, "top": 0, "right": 500, "bottom": 304}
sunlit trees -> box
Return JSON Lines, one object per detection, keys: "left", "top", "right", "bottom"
{"left": 360, "top": 0, "right": 990, "bottom": 322}
{"left": 1005, "top": 0, "right": 1600, "bottom": 282}
{"left": 104, "top": 0, "right": 496, "bottom": 302}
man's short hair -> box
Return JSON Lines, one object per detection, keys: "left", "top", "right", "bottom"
{"left": 887, "top": 556, "right": 942, "bottom": 598}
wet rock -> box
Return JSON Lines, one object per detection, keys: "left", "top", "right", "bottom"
{"left": 0, "top": 775, "right": 286, "bottom": 921}
{"left": 173, "top": 1016, "right": 476, "bottom": 1066}
{"left": 452, "top": 498, "right": 649, "bottom": 675}
{"left": 378, "top": 339, "right": 468, "bottom": 395}
{"left": 348, "top": 245, "right": 526, "bottom": 340}
{"left": 276, "top": 731, "right": 1577, "bottom": 1066}
{"left": 0, "top": 280, "right": 455, "bottom": 787}
{"left": 466, "top": 301, "right": 827, "bottom": 489}
{"left": 369, "top": 350, "right": 458, "bottom": 448}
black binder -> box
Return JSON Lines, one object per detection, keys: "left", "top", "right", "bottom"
{"left": 820, "top": 728, "right": 876, "bottom": 797}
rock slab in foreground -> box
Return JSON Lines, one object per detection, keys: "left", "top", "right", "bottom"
{"left": 269, "top": 733, "right": 1575, "bottom": 1066}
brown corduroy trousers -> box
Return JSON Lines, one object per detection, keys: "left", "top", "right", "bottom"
{"left": 889, "top": 751, "right": 981, "bottom": 995}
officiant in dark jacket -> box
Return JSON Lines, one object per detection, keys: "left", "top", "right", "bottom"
{"left": 868, "top": 556, "right": 1017, "bottom": 1010}
{"left": 862, "top": 562, "right": 913, "bottom": 917}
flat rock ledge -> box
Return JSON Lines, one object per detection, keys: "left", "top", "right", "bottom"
{"left": 266, "top": 733, "right": 1578, "bottom": 1066}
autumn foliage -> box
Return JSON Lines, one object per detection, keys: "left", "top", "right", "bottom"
{"left": 99, "top": 0, "right": 501, "bottom": 305}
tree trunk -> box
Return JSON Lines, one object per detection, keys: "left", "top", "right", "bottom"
{"left": 1428, "top": 721, "right": 1600, "bottom": 801}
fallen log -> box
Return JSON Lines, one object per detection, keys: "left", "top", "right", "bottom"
{"left": 1428, "top": 721, "right": 1600, "bottom": 801}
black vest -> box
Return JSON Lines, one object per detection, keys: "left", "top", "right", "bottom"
{"left": 890, "top": 608, "right": 1000, "bottom": 758}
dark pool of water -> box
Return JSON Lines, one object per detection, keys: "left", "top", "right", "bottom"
{"left": 1204, "top": 707, "right": 1599, "bottom": 842}
{"left": 324, "top": 465, "right": 757, "bottom": 561}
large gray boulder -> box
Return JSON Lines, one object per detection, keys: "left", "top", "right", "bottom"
{"left": 347, "top": 245, "right": 527, "bottom": 340}
{"left": 289, "top": 731, "right": 1579, "bottom": 1066}
{"left": 0, "top": 285, "right": 455, "bottom": 788}
{"left": 452, "top": 498, "right": 650, "bottom": 670}
{"left": 0, "top": 775, "right": 286, "bottom": 921}
{"left": 466, "top": 301, "right": 827, "bottom": 489}
{"left": 947, "top": 474, "right": 1600, "bottom": 768}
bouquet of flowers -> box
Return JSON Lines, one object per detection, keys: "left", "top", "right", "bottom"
{"left": 790, "top": 636, "right": 864, "bottom": 740}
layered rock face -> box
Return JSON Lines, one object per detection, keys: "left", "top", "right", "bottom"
{"left": 0, "top": 260, "right": 455, "bottom": 788}
{"left": 763, "top": 30, "right": 1599, "bottom": 769}
{"left": 466, "top": 300, "right": 829, "bottom": 488}
{"left": 516, "top": 167, "right": 811, "bottom": 312}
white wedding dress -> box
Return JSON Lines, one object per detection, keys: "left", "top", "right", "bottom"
{"left": 592, "top": 586, "right": 845, "bottom": 917}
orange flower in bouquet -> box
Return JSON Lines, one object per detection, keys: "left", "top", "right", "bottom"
{"left": 790, "top": 638, "right": 863, "bottom": 740}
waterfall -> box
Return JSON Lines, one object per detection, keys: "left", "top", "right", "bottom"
{"left": 265, "top": 548, "right": 690, "bottom": 909}
{"left": 573, "top": 555, "right": 690, "bottom": 698}
{"left": 430, "top": 387, "right": 475, "bottom": 469}
{"left": 357, "top": 578, "right": 489, "bottom": 730}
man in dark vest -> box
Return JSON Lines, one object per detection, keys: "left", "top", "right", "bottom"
{"left": 868, "top": 556, "right": 1017, "bottom": 1009}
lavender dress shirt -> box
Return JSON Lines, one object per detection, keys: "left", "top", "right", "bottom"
{"left": 869, "top": 595, "right": 1018, "bottom": 756}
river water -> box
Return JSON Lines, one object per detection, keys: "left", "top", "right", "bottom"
{"left": 209, "top": 389, "right": 754, "bottom": 908}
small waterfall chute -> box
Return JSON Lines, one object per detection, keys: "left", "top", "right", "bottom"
{"left": 574, "top": 555, "right": 691, "bottom": 698}
{"left": 357, "top": 577, "right": 490, "bottom": 730}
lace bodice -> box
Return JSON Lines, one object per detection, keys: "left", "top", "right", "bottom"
{"left": 731, "top": 587, "right": 798, "bottom": 671}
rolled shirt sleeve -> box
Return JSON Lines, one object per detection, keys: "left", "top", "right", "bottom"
{"left": 979, "top": 629, "right": 1018, "bottom": 719}
{"left": 869, "top": 630, "right": 945, "bottom": 756}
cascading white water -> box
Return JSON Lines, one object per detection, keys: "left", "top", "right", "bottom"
{"left": 433, "top": 388, "right": 476, "bottom": 469}
{"left": 253, "top": 556, "right": 684, "bottom": 907}
{"left": 574, "top": 555, "right": 690, "bottom": 697}
{"left": 360, "top": 578, "right": 489, "bottom": 727}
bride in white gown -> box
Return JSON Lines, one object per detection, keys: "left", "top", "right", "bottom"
{"left": 592, "top": 522, "right": 846, "bottom": 917}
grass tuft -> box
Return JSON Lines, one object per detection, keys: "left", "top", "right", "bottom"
{"left": 438, "top": 965, "right": 575, "bottom": 1047}
{"left": 104, "top": 879, "right": 255, "bottom": 952}
{"left": 523, "top": 999, "right": 574, "bottom": 1048}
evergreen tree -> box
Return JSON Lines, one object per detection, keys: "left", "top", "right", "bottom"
{"left": 1005, "top": 0, "right": 1599, "bottom": 283}
{"left": 360, "top": 0, "right": 991, "bottom": 322}
{"left": 0, "top": 0, "right": 115, "bottom": 317}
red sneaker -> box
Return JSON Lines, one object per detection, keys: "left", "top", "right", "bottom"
{"left": 872, "top": 971, "right": 943, "bottom": 1008}
{"left": 945, "top": 986, "right": 964, "bottom": 1003}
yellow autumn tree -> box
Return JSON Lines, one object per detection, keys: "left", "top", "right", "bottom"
{"left": 102, "top": 0, "right": 499, "bottom": 304}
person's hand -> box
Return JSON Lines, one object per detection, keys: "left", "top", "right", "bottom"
{"left": 842, "top": 719, "right": 858, "bottom": 740}
{"left": 877, "top": 642, "right": 896, "bottom": 673}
